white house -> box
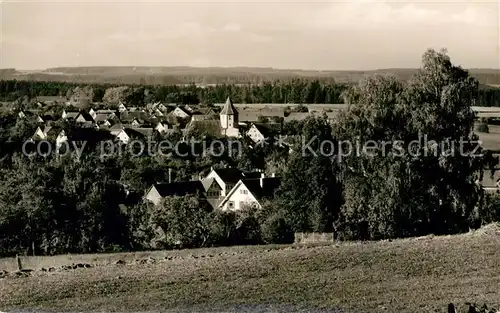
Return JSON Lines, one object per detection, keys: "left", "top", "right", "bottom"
{"left": 171, "top": 107, "right": 191, "bottom": 119}
{"left": 218, "top": 174, "right": 280, "bottom": 211}
{"left": 32, "top": 126, "right": 48, "bottom": 140}
{"left": 201, "top": 167, "right": 263, "bottom": 198}
{"left": 111, "top": 129, "right": 130, "bottom": 144}
{"left": 62, "top": 110, "right": 79, "bottom": 120}
{"left": 246, "top": 124, "right": 271, "bottom": 144}
{"left": 220, "top": 97, "right": 239, "bottom": 137}
{"left": 118, "top": 102, "right": 127, "bottom": 113}
{"left": 89, "top": 108, "right": 97, "bottom": 119}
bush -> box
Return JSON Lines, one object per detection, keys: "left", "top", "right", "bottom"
{"left": 260, "top": 211, "right": 294, "bottom": 244}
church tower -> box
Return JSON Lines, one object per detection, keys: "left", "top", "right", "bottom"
{"left": 220, "top": 96, "right": 239, "bottom": 137}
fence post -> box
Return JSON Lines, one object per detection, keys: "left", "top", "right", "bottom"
{"left": 16, "top": 254, "right": 23, "bottom": 271}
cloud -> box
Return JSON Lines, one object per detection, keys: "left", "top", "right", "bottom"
{"left": 299, "top": 1, "right": 496, "bottom": 30}
{"left": 222, "top": 23, "right": 242, "bottom": 32}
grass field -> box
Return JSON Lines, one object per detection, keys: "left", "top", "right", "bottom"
{"left": 1, "top": 225, "right": 500, "bottom": 313}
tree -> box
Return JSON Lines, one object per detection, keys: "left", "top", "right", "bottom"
{"left": 148, "top": 194, "right": 212, "bottom": 249}
{"left": 334, "top": 49, "right": 483, "bottom": 239}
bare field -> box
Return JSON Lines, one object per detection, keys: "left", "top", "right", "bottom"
{"left": 1, "top": 225, "right": 500, "bottom": 313}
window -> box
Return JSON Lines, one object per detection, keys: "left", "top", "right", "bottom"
{"left": 240, "top": 189, "right": 248, "bottom": 195}
{"left": 228, "top": 201, "right": 234, "bottom": 209}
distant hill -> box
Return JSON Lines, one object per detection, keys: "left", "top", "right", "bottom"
{"left": 1, "top": 66, "right": 499, "bottom": 86}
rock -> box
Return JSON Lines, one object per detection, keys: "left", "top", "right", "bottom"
{"left": 84, "top": 263, "right": 92, "bottom": 268}
{"left": 115, "top": 259, "right": 126, "bottom": 265}
{"left": 40, "top": 268, "right": 47, "bottom": 272}
{"left": 48, "top": 267, "right": 56, "bottom": 272}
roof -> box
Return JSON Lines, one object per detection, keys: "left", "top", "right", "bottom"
{"left": 201, "top": 177, "right": 215, "bottom": 191}
{"left": 94, "top": 113, "right": 110, "bottom": 122}
{"left": 188, "top": 120, "right": 221, "bottom": 137}
{"left": 64, "top": 112, "right": 80, "bottom": 119}
{"left": 220, "top": 97, "right": 237, "bottom": 115}
{"left": 480, "top": 170, "right": 500, "bottom": 188}
{"left": 123, "top": 127, "right": 154, "bottom": 138}
{"left": 219, "top": 176, "right": 281, "bottom": 208}
{"left": 250, "top": 123, "right": 273, "bottom": 138}
{"left": 66, "top": 128, "right": 114, "bottom": 142}
{"left": 151, "top": 181, "right": 207, "bottom": 198}
{"left": 77, "top": 112, "right": 94, "bottom": 122}
{"left": 241, "top": 177, "right": 281, "bottom": 200}
{"left": 284, "top": 112, "right": 311, "bottom": 122}
{"left": 213, "top": 168, "right": 245, "bottom": 184}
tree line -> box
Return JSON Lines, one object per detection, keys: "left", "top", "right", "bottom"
{"left": 0, "top": 49, "right": 499, "bottom": 257}
{"left": 1, "top": 77, "right": 499, "bottom": 107}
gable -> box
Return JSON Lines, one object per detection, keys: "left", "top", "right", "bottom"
{"left": 204, "top": 170, "right": 227, "bottom": 190}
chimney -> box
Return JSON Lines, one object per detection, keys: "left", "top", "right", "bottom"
{"left": 260, "top": 173, "right": 265, "bottom": 188}
{"left": 168, "top": 168, "right": 172, "bottom": 183}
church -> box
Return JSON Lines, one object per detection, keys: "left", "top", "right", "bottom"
{"left": 220, "top": 96, "right": 240, "bottom": 137}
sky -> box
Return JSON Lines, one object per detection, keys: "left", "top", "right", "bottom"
{"left": 1, "top": 0, "right": 499, "bottom": 70}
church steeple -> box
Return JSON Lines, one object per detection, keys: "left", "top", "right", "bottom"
{"left": 220, "top": 96, "right": 238, "bottom": 133}
{"left": 220, "top": 96, "right": 236, "bottom": 115}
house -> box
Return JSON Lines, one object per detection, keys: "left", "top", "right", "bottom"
{"left": 118, "top": 102, "right": 127, "bottom": 113}
{"left": 88, "top": 108, "right": 97, "bottom": 119}
{"left": 144, "top": 180, "right": 208, "bottom": 206}
{"left": 112, "top": 127, "right": 154, "bottom": 144}
{"left": 155, "top": 121, "right": 175, "bottom": 135}
{"left": 219, "top": 174, "right": 280, "bottom": 211}
{"left": 32, "top": 126, "right": 51, "bottom": 140}
{"left": 220, "top": 97, "right": 240, "bottom": 137}
{"left": 61, "top": 110, "right": 80, "bottom": 120}
{"left": 35, "top": 96, "right": 66, "bottom": 104}
{"left": 93, "top": 113, "right": 113, "bottom": 126}
{"left": 246, "top": 123, "right": 273, "bottom": 144}
{"left": 171, "top": 106, "right": 192, "bottom": 119}
{"left": 154, "top": 108, "right": 164, "bottom": 116}
{"left": 201, "top": 167, "right": 262, "bottom": 198}
{"left": 478, "top": 170, "right": 500, "bottom": 193}
{"left": 75, "top": 112, "right": 94, "bottom": 125}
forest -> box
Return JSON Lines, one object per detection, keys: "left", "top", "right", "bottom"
{"left": 1, "top": 77, "right": 500, "bottom": 107}
{"left": 0, "top": 49, "right": 500, "bottom": 257}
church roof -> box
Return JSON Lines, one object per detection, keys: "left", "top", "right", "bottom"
{"left": 220, "top": 97, "right": 237, "bottom": 115}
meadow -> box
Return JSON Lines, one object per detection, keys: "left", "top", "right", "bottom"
{"left": 1, "top": 224, "right": 500, "bottom": 313}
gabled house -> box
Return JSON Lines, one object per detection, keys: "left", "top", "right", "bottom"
{"left": 36, "top": 115, "right": 45, "bottom": 123}
{"left": 155, "top": 121, "right": 175, "bottom": 135}
{"left": 478, "top": 170, "right": 500, "bottom": 193}
{"left": 88, "top": 108, "right": 97, "bottom": 119}
{"left": 219, "top": 174, "right": 280, "bottom": 211}
{"left": 171, "top": 107, "right": 192, "bottom": 119}
{"left": 144, "top": 180, "right": 208, "bottom": 206}
{"left": 75, "top": 112, "right": 95, "bottom": 125}
{"left": 154, "top": 108, "right": 164, "bottom": 117}
{"left": 118, "top": 102, "right": 127, "bottom": 113}
{"left": 201, "top": 167, "right": 262, "bottom": 198}
{"left": 61, "top": 110, "right": 80, "bottom": 120}
{"left": 246, "top": 123, "right": 273, "bottom": 144}
{"left": 112, "top": 127, "right": 153, "bottom": 144}
{"left": 32, "top": 125, "right": 61, "bottom": 141}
